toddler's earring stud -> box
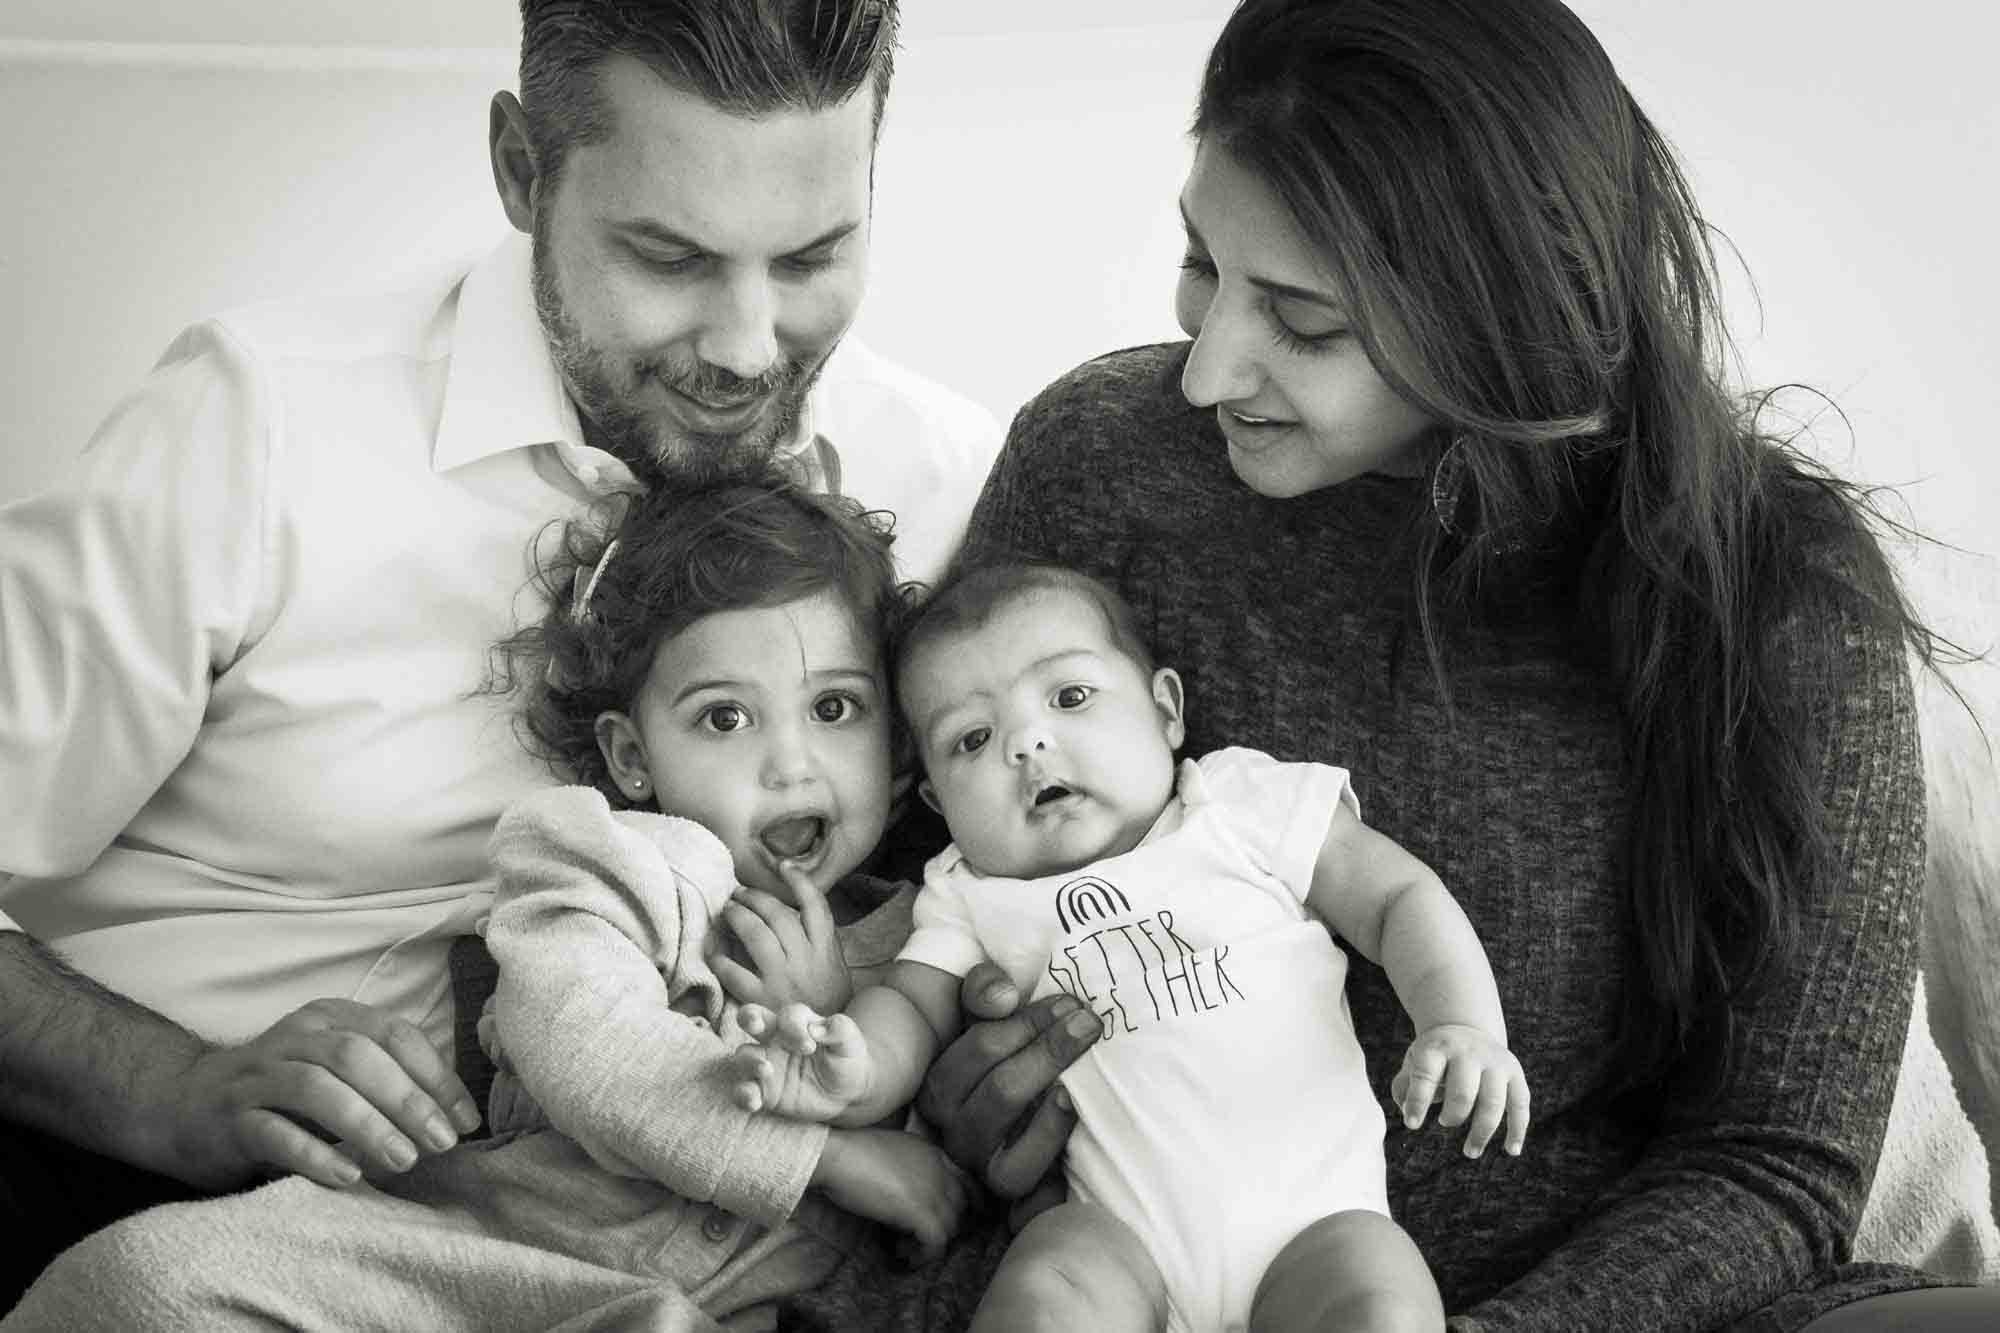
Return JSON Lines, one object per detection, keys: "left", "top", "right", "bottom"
{"left": 630, "top": 777, "right": 648, "bottom": 792}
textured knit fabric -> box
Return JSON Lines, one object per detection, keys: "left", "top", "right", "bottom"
{"left": 905, "top": 749, "right": 1387, "bottom": 1332}
{"left": 794, "top": 341, "right": 1942, "bottom": 1332}
{"left": 3, "top": 787, "right": 919, "bottom": 1331}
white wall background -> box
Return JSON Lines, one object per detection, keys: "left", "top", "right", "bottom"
{"left": 2, "top": 1, "right": 1995, "bottom": 561}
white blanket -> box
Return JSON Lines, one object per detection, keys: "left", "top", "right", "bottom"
{"left": 1854, "top": 545, "right": 2000, "bottom": 1281}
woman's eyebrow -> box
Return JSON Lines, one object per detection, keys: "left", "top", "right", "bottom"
{"left": 1177, "top": 201, "right": 1346, "bottom": 311}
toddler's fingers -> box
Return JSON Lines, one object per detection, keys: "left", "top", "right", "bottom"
{"left": 738, "top": 1004, "right": 776, "bottom": 1039}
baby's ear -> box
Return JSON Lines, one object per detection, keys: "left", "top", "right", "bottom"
{"left": 918, "top": 778, "right": 943, "bottom": 815}
{"left": 1151, "top": 668, "right": 1187, "bottom": 752}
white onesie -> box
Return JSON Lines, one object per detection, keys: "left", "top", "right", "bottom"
{"left": 900, "top": 747, "right": 1389, "bottom": 1333}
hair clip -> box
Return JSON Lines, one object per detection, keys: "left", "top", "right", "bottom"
{"left": 570, "top": 537, "right": 621, "bottom": 625}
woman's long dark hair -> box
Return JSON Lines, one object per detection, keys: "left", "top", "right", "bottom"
{"left": 1197, "top": 0, "right": 1944, "bottom": 1095}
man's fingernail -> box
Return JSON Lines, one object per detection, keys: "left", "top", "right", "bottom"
{"left": 384, "top": 1136, "right": 418, "bottom": 1170}
{"left": 1063, "top": 1009, "right": 1098, "bottom": 1041}
{"left": 983, "top": 981, "right": 1017, "bottom": 1007}
{"left": 422, "top": 1117, "right": 456, "bottom": 1152}
{"left": 1053, "top": 1087, "right": 1074, "bottom": 1115}
{"left": 1049, "top": 994, "right": 1080, "bottom": 1019}
{"left": 452, "top": 1099, "right": 482, "bottom": 1132}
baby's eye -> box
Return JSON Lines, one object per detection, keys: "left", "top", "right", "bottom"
{"left": 955, "top": 726, "right": 991, "bottom": 756}
{"left": 812, "top": 693, "right": 857, "bottom": 724}
{"left": 702, "top": 703, "right": 749, "bottom": 733}
{"left": 1052, "top": 685, "right": 1093, "bottom": 710}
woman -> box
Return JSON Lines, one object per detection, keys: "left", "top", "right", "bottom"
{"left": 814, "top": 0, "right": 1994, "bottom": 1327}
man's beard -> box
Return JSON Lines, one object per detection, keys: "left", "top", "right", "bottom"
{"left": 531, "top": 221, "right": 832, "bottom": 490}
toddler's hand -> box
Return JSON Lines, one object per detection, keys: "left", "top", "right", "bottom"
{"left": 713, "top": 861, "right": 852, "bottom": 1014}
{"left": 812, "top": 1126, "right": 971, "bottom": 1264}
{"left": 1392, "top": 1023, "right": 1530, "bottom": 1158}
{"left": 729, "top": 1002, "right": 872, "bottom": 1123}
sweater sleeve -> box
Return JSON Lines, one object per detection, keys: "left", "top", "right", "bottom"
{"left": 485, "top": 787, "right": 828, "bottom": 1229}
{"left": 1454, "top": 585, "right": 1927, "bottom": 1331}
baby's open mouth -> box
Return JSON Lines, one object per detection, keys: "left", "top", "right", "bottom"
{"left": 759, "top": 815, "right": 826, "bottom": 860}
{"left": 1032, "top": 785, "right": 1073, "bottom": 807}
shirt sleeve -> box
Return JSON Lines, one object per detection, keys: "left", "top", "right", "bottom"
{"left": 0, "top": 322, "right": 270, "bottom": 882}
{"left": 485, "top": 787, "right": 828, "bottom": 1230}
{"left": 896, "top": 853, "right": 993, "bottom": 981}
{"left": 1454, "top": 584, "right": 1928, "bottom": 1331}
{"left": 1192, "top": 748, "right": 1356, "bottom": 904}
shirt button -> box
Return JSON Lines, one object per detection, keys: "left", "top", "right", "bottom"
{"left": 701, "top": 1211, "right": 734, "bottom": 1243}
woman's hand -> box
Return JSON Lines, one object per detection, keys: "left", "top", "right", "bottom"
{"left": 916, "top": 963, "right": 1100, "bottom": 1226}
{"left": 1391, "top": 1022, "right": 1531, "bottom": 1158}
{"left": 812, "top": 1126, "right": 971, "bottom": 1263}
{"left": 713, "top": 861, "right": 852, "bottom": 1014}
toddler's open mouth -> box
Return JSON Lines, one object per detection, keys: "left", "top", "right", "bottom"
{"left": 758, "top": 815, "right": 826, "bottom": 861}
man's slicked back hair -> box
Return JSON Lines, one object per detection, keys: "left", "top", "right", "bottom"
{"left": 517, "top": 1, "right": 900, "bottom": 187}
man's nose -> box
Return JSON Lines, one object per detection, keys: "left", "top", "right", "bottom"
{"left": 694, "top": 273, "right": 780, "bottom": 382}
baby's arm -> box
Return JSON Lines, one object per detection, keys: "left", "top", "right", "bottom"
{"left": 1307, "top": 801, "right": 1529, "bottom": 1156}
{"left": 732, "top": 960, "right": 965, "bottom": 1128}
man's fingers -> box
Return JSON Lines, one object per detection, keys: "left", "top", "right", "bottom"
{"left": 294, "top": 1024, "right": 462, "bottom": 1158}
{"left": 920, "top": 993, "right": 1099, "bottom": 1193}
{"left": 958, "top": 961, "right": 1021, "bottom": 1022}
{"left": 985, "top": 1083, "right": 1079, "bottom": 1200}
{"left": 235, "top": 1107, "right": 361, "bottom": 1189}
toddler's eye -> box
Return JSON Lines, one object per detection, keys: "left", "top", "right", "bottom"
{"left": 1053, "top": 685, "right": 1093, "bottom": 709}
{"left": 813, "top": 694, "right": 856, "bottom": 724}
{"left": 702, "top": 704, "right": 748, "bottom": 733}
{"left": 955, "top": 727, "right": 991, "bottom": 756}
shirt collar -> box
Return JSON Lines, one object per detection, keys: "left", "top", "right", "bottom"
{"left": 430, "top": 229, "right": 837, "bottom": 488}
{"left": 432, "top": 231, "right": 583, "bottom": 473}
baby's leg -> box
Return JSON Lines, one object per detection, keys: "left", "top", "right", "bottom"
{"left": 971, "top": 1200, "right": 1169, "bottom": 1333}
{"left": 1250, "top": 1209, "right": 1443, "bottom": 1333}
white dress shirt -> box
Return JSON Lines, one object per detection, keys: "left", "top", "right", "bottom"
{"left": 0, "top": 231, "right": 999, "bottom": 1060}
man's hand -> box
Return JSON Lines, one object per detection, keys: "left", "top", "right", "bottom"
{"left": 1390, "top": 1022, "right": 1530, "bottom": 1158}
{"left": 917, "top": 963, "right": 1099, "bottom": 1215}
{"left": 168, "top": 999, "right": 482, "bottom": 1190}
{"left": 812, "top": 1126, "right": 970, "bottom": 1264}
{"left": 713, "top": 861, "right": 852, "bottom": 1014}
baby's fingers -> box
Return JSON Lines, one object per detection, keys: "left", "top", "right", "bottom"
{"left": 1503, "top": 1072, "right": 1531, "bottom": 1156}
{"left": 1398, "top": 1046, "right": 1446, "bottom": 1129}
{"left": 817, "top": 1011, "right": 865, "bottom": 1060}
{"left": 726, "top": 1046, "right": 773, "bottom": 1113}
{"left": 775, "top": 1001, "right": 826, "bottom": 1055}
{"left": 1458, "top": 1066, "right": 1513, "bottom": 1158}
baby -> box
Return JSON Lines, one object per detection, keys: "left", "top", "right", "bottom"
{"left": 732, "top": 561, "right": 1530, "bottom": 1333}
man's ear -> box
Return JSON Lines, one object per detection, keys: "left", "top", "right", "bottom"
{"left": 594, "top": 710, "right": 651, "bottom": 803}
{"left": 1152, "top": 667, "right": 1187, "bottom": 753}
{"left": 918, "top": 778, "right": 943, "bottom": 816}
{"left": 489, "top": 90, "right": 540, "bottom": 235}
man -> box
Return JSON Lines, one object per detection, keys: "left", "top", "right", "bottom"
{"left": 0, "top": 0, "right": 1003, "bottom": 1303}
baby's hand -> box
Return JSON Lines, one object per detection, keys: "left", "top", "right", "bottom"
{"left": 1391, "top": 1023, "right": 1530, "bottom": 1158}
{"left": 729, "top": 1002, "right": 872, "bottom": 1123}
{"left": 812, "top": 1127, "right": 971, "bottom": 1263}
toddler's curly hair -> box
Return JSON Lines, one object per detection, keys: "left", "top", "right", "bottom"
{"left": 489, "top": 477, "right": 910, "bottom": 802}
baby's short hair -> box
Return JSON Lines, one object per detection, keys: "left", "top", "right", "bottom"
{"left": 891, "top": 560, "right": 1155, "bottom": 704}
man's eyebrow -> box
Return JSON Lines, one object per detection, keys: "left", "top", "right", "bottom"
{"left": 1177, "top": 201, "right": 1347, "bottom": 312}
{"left": 613, "top": 217, "right": 862, "bottom": 258}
